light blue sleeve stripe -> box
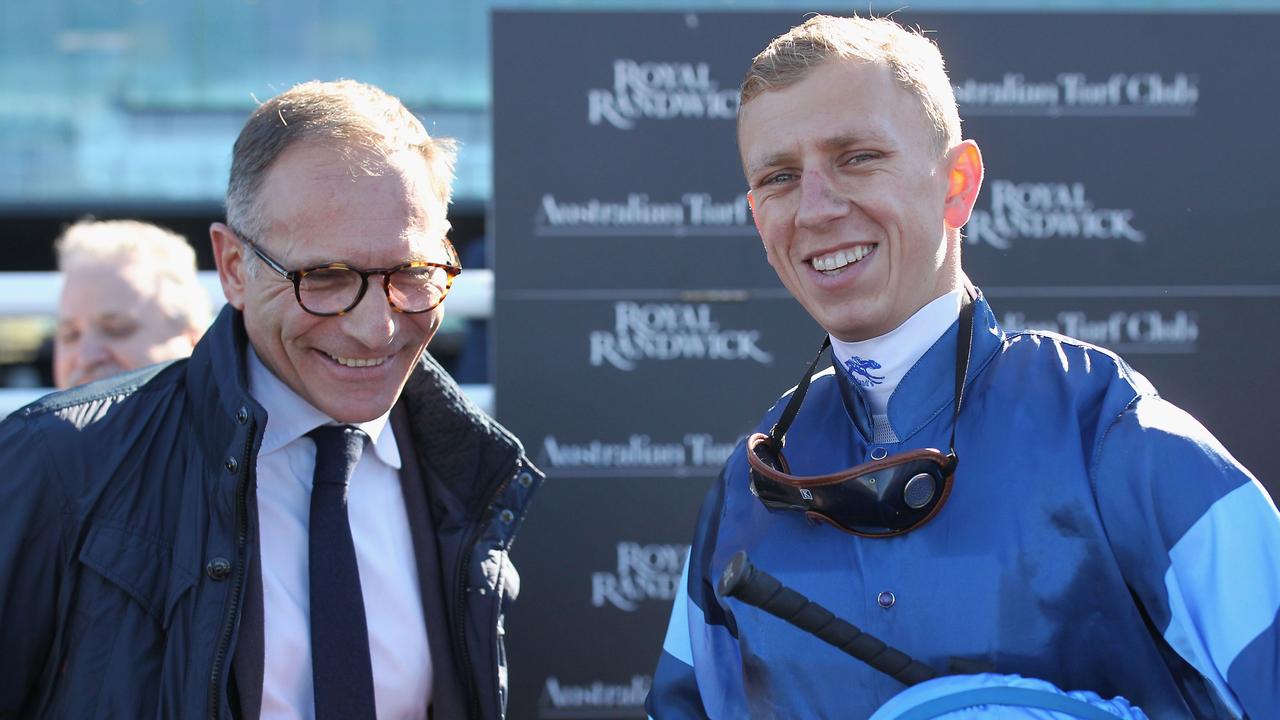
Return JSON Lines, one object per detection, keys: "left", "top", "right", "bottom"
{"left": 660, "top": 549, "right": 694, "bottom": 666}
{"left": 1162, "top": 479, "right": 1280, "bottom": 718}
{"left": 657, "top": 548, "right": 740, "bottom": 718}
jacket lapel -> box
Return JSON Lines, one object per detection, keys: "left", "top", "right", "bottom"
{"left": 393, "top": 401, "right": 469, "bottom": 718}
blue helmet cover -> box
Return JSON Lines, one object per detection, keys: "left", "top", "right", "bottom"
{"left": 869, "top": 673, "right": 1150, "bottom": 720}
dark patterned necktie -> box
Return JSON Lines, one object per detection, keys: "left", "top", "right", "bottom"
{"left": 307, "top": 425, "right": 377, "bottom": 720}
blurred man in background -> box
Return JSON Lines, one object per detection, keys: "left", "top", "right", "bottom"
{"left": 53, "top": 218, "right": 211, "bottom": 388}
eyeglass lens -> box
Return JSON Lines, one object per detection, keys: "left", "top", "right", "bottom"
{"left": 298, "top": 265, "right": 452, "bottom": 314}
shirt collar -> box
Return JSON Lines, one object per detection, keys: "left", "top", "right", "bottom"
{"left": 832, "top": 289, "right": 1004, "bottom": 443}
{"left": 829, "top": 290, "right": 964, "bottom": 416}
{"left": 246, "top": 347, "right": 401, "bottom": 469}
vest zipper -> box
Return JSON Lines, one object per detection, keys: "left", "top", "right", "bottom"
{"left": 454, "top": 456, "right": 521, "bottom": 720}
{"left": 208, "top": 428, "right": 255, "bottom": 719}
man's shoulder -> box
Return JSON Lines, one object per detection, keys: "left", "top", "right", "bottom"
{"left": 1000, "top": 326, "right": 1126, "bottom": 365}
{"left": 995, "top": 327, "right": 1156, "bottom": 397}
{"left": 3, "top": 360, "right": 194, "bottom": 475}
{"left": 995, "top": 328, "right": 1250, "bottom": 488}
{"left": 12, "top": 360, "right": 186, "bottom": 426}
{"left": 21, "top": 364, "right": 176, "bottom": 415}
{"left": 0, "top": 360, "right": 195, "bottom": 522}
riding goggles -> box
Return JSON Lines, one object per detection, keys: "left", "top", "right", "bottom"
{"left": 747, "top": 296, "right": 975, "bottom": 538}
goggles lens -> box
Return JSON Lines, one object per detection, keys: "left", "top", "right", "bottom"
{"left": 747, "top": 432, "right": 957, "bottom": 537}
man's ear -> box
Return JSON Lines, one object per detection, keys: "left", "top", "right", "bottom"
{"left": 943, "top": 140, "right": 984, "bottom": 231}
{"left": 747, "top": 190, "right": 764, "bottom": 236}
{"left": 210, "top": 222, "right": 248, "bottom": 311}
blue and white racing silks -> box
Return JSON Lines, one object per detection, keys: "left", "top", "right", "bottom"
{"left": 646, "top": 294, "right": 1280, "bottom": 719}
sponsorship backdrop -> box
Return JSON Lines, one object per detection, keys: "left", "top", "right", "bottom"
{"left": 492, "top": 11, "right": 1280, "bottom": 719}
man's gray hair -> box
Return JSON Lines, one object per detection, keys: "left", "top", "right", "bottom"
{"left": 55, "top": 218, "right": 212, "bottom": 331}
{"left": 740, "top": 14, "right": 962, "bottom": 157}
{"left": 225, "top": 79, "right": 459, "bottom": 243}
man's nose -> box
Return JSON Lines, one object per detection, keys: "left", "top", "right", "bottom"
{"left": 69, "top": 332, "right": 117, "bottom": 383}
{"left": 795, "top": 169, "right": 850, "bottom": 229}
{"left": 341, "top": 283, "right": 398, "bottom": 348}
{"left": 79, "top": 332, "right": 113, "bottom": 368}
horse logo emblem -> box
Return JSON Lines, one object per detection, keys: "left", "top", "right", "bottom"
{"left": 843, "top": 356, "right": 885, "bottom": 389}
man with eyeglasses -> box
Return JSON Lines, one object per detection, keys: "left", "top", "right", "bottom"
{"left": 0, "top": 80, "right": 542, "bottom": 719}
{"left": 647, "top": 14, "right": 1278, "bottom": 719}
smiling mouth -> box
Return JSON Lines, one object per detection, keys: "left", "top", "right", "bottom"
{"left": 322, "top": 351, "right": 389, "bottom": 368}
{"left": 809, "top": 244, "right": 876, "bottom": 274}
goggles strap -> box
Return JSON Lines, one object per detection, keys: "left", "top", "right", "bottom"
{"left": 767, "top": 336, "right": 831, "bottom": 448}
{"left": 949, "top": 294, "right": 976, "bottom": 454}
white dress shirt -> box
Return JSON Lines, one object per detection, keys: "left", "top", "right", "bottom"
{"left": 248, "top": 349, "right": 431, "bottom": 720}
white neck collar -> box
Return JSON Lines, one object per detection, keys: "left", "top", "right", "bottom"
{"left": 828, "top": 290, "right": 964, "bottom": 416}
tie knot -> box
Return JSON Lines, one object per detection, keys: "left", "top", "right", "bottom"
{"left": 307, "top": 424, "right": 368, "bottom": 487}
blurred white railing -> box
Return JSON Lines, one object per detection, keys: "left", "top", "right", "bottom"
{"left": 0, "top": 269, "right": 494, "bottom": 416}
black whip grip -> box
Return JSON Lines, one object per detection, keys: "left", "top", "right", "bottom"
{"left": 718, "top": 551, "right": 936, "bottom": 687}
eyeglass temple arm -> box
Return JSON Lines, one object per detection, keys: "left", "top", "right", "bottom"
{"left": 718, "top": 551, "right": 937, "bottom": 686}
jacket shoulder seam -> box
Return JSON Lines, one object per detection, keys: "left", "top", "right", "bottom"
{"left": 1087, "top": 393, "right": 1146, "bottom": 502}
{"left": 15, "top": 363, "right": 181, "bottom": 419}
{"left": 1004, "top": 329, "right": 1151, "bottom": 394}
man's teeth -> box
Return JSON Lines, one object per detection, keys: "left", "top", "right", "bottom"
{"left": 326, "top": 352, "right": 387, "bottom": 368}
{"left": 810, "top": 245, "right": 873, "bottom": 272}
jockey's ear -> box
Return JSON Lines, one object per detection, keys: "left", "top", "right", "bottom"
{"left": 943, "top": 140, "right": 984, "bottom": 231}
